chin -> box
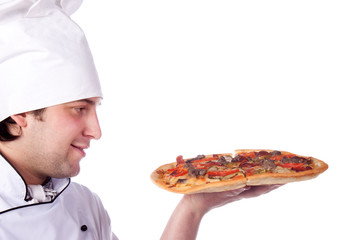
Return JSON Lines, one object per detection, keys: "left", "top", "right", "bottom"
{"left": 55, "top": 165, "right": 81, "bottom": 179}
{"left": 69, "top": 166, "right": 81, "bottom": 177}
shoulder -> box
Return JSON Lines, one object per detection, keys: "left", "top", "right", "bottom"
{"left": 65, "top": 181, "right": 103, "bottom": 205}
{"left": 61, "top": 180, "right": 111, "bottom": 222}
{"left": 59, "top": 180, "right": 107, "bottom": 215}
{"left": 67, "top": 181, "right": 98, "bottom": 197}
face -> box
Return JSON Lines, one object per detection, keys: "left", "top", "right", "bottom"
{"left": 21, "top": 97, "right": 102, "bottom": 181}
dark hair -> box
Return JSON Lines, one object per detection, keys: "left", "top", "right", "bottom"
{"left": 0, "top": 108, "right": 46, "bottom": 142}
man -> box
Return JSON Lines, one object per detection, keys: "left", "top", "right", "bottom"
{"left": 0, "top": 1, "right": 279, "bottom": 239}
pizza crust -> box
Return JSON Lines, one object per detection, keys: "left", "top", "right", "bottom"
{"left": 151, "top": 149, "right": 328, "bottom": 194}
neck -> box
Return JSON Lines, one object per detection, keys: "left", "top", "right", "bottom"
{"left": 0, "top": 144, "right": 47, "bottom": 185}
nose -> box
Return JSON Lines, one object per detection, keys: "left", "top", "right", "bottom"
{"left": 84, "top": 110, "right": 102, "bottom": 140}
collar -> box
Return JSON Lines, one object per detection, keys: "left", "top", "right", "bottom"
{"left": 0, "top": 154, "right": 70, "bottom": 214}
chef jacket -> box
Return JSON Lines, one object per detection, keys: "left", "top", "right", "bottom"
{"left": 0, "top": 154, "right": 118, "bottom": 239}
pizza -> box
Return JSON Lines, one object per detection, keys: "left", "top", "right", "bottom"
{"left": 151, "top": 149, "right": 328, "bottom": 194}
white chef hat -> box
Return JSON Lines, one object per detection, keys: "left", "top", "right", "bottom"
{"left": 0, "top": 0, "right": 102, "bottom": 122}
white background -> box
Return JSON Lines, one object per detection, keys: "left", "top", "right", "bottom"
{"left": 73, "top": 1, "right": 359, "bottom": 239}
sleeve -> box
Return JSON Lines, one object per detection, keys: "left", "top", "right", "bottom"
{"left": 92, "top": 192, "right": 118, "bottom": 240}
{"left": 112, "top": 232, "right": 119, "bottom": 240}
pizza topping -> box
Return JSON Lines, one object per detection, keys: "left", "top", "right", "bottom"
{"left": 237, "top": 151, "right": 256, "bottom": 159}
{"left": 232, "top": 155, "right": 248, "bottom": 163}
{"left": 176, "top": 155, "right": 185, "bottom": 165}
{"left": 278, "top": 162, "right": 312, "bottom": 171}
{"left": 185, "top": 162, "right": 207, "bottom": 177}
{"left": 185, "top": 155, "right": 206, "bottom": 163}
{"left": 168, "top": 167, "right": 188, "bottom": 177}
{"left": 278, "top": 162, "right": 305, "bottom": 169}
{"left": 176, "top": 179, "right": 187, "bottom": 184}
{"left": 218, "top": 156, "right": 228, "bottom": 164}
{"left": 270, "top": 154, "right": 296, "bottom": 161}
{"left": 208, "top": 169, "right": 240, "bottom": 179}
{"left": 192, "top": 157, "right": 218, "bottom": 164}
{"left": 204, "top": 161, "right": 223, "bottom": 168}
{"left": 157, "top": 150, "right": 319, "bottom": 190}
{"left": 280, "top": 156, "right": 310, "bottom": 164}
{"left": 245, "top": 166, "right": 267, "bottom": 176}
{"left": 151, "top": 149, "right": 330, "bottom": 195}
{"left": 271, "top": 150, "right": 282, "bottom": 156}
{"left": 274, "top": 166, "right": 292, "bottom": 174}
{"left": 259, "top": 158, "right": 276, "bottom": 171}
{"left": 256, "top": 150, "right": 270, "bottom": 157}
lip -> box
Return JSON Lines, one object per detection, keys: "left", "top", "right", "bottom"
{"left": 71, "top": 144, "right": 88, "bottom": 157}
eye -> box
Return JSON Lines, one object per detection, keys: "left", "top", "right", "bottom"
{"left": 74, "top": 107, "right": 87, "bottom": 113}
{"left": 75, "top": 107, "right": 85, "bottom": 112}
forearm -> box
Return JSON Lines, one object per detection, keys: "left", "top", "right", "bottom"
{"left": 160, "top": 186, "right": 280, "bottom": 239}
{"left": 161, "top": 196, "right": 206, "bottom": 240}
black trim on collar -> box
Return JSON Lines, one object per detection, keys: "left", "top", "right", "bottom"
{"left": 0, "top": 178, "right": 71, "bottom": 215}
{"left": 0, "top": 152, "right": 31, "bottom": 202}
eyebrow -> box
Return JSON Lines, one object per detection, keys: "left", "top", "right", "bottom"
{"left": 72, "top": 99, "right": 101, "bottom": 106}
{"left": 83, "top": 99, "right": 96, "bottom": 105}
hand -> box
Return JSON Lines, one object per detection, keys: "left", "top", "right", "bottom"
{"left": 161, "top": 185, "right": 282, "bottom": 240}
{"left": 182, "top": 185, "right": 283, "bottom": 216}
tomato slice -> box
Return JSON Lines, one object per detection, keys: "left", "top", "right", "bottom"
{"left": 207, "top": 169, "right": 239, "bottom": 177}
{"left": 193, "top": 164, "right": 207, "bottom": 169}
{"left": 240, "top": 162, "right": 259, "bottom": 168}
{"left": 278, "top": 162, "right": 305, "bottom": 170}
{"left": 245, "top": 169, "right": 254, "bottom": 176}
{"left": 191, "top": 157, "right": 218, "bottom": 163}
{"left": 204, "top": 162, "right": 223, "bottom": 168}
{"left": 237, "top": 152, "right": 256, "bottom": 159}
{"left": 170, "top": 168, "right": 188, "bottom": 177}
{"left": 270, "top": 154, "right": 296, "bottom": 161}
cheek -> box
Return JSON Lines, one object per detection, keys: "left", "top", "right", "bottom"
{"left": 40, "top": 126, "right": 75, "bottom": 153}
{"left": 51, "top": 119, "right": 83, "bottom": 139}
{"left": 37, "top": 113, "right": 84, "bottom": 148}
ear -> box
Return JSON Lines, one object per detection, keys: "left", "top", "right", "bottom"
{"left": 10, "top": 113, "right": 28, "bottom": 127}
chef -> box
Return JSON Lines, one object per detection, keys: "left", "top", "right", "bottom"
{"left": 0, "top": 0, "right": 280, "bottom": 239}
{"left": 0, "top": 0, "right": 117, "bottom": 239}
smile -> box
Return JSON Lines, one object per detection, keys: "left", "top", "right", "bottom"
{"left": 71, "top": 144, "right": 87, "bottom": 157}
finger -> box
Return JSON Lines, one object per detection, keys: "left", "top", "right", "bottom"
{"left": 239, "top": 184, "right": 282, "bottom": 199}
{"left": 224, "top": 186, "right": 251, "bottom": 197}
